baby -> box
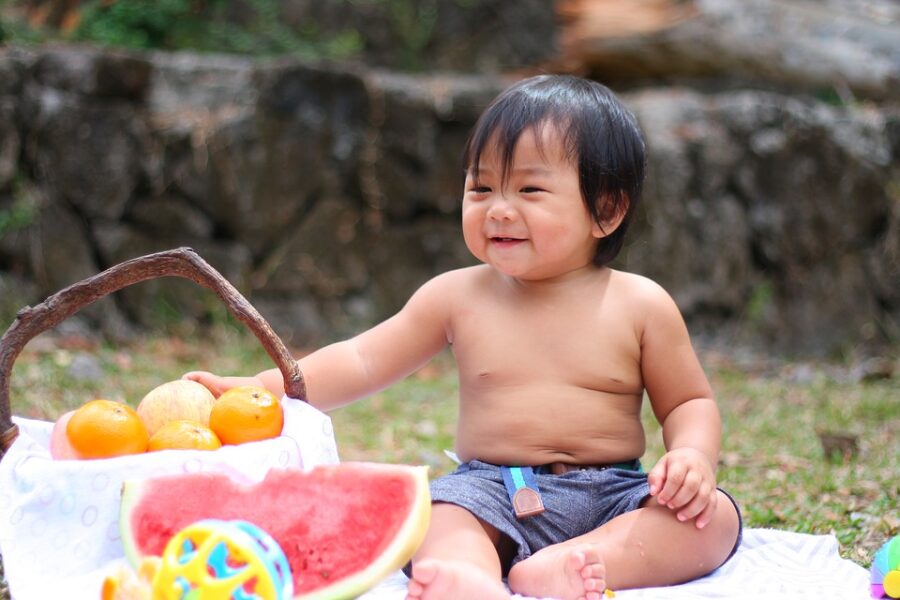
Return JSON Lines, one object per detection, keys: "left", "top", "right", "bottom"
{"left": 186, "top": 74, "right": 742, "bottom": 600}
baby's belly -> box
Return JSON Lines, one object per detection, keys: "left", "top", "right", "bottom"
{"left": 454, "top": 386, "right": 646, "bottom": 466}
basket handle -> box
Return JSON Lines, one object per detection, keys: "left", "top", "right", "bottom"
{"left": 0, "top": 246, "right": 306, "bottom": 457}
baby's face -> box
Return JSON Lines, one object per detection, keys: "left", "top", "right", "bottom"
{"left": 462, "top": 124, "right": 603, "bottom": 281}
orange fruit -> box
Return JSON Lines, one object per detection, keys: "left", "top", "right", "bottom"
{"left": 147, "top": 420, "right": 222, "bottom": 452}
{"left": 209, "top": 386, "right": 284, "bottom": 445}
{"left": 66, "top": 399, "right": 149, "bottom": 459}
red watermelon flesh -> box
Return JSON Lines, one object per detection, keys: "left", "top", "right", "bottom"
{"left": 120, "top": 463, "right": 430, "bottom": 598}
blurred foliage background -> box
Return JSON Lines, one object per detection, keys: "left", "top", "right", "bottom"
{"left": 0, "top": 0, "right": 541, "bottom": 70}
{"left": 2, "top": 0, "right": 366, "bottom": 58}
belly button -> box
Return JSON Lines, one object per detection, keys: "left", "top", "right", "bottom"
{"left": 478, "top": 370, "right": 490, "bottom": 378}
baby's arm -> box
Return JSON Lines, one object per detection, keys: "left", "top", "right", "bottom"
{"left": 185, "top": 273, "right": 453, "bottom": 411}
{"left": 636, "top": 279, "right": 721, "bottom": 528}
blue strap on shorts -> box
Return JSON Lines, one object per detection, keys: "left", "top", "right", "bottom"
{"left": 500, "top": 466, "right": 545, "bottom": 519}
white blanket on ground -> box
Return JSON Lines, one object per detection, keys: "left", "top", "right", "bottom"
{"left": 360, "top": 528, "right": 872, "bottom": 600}
{"left": 1, "top": 527, "right": 873, "bottom": 599}
{"left": 0, "top": 407, "right": 872, "bottom": 599}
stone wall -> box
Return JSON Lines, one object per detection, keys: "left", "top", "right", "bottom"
{"left": 0, "top": 45, "right": 897, "bottom": 356}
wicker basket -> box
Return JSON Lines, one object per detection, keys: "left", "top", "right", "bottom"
{"left": 0, "top": 246, "right": 307, "bottom": 460}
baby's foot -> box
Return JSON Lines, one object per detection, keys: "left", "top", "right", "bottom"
{"left": 406, "top": 559, "right": 510, "bottom": 600}
{"left": 508, "top": 543, "right": 607, "bottom": 600}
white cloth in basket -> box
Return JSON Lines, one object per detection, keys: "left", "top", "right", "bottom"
{"left": 0, "top": 397, "right": 339, "bottom": 599}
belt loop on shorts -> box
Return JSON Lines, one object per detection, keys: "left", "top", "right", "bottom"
{"left": 500, "top": 466, "right": 545, "bottom": 519}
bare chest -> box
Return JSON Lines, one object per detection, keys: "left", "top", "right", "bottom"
{"left": 449, "top": 293, "right": 643, "bottom": 395}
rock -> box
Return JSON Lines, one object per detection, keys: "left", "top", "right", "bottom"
{"left": 623, "top": 88, "right": 895, "bottom": 354}
{"left": 365, "top": 218, "right": 477, "bottom": 317}
{"left": 0, "top": 271, "right": 37, "bottom": 325}
{"left": 0, "top": 47, "right": 33, "bottom": 96}
{"left": 93, "top": 220, "right": 253, "bottom": 327}
{"left": 127, "top": 195, "right": 215, "bottom": 239}
{"left": 20, "top": 82, "right": 146, "bottom": 220}
{"left": 20, "top": 199, "right": 134, "bottom": 337}
{"left": 257, "top": 196, "right": 369, "bottom": 297}
{"left": 559, "top": 0, "right": 900, "bottom": 101}
{"left": 196, "top": 62, "right": 370, "bottom": 256}
{"left": 0, "top": 98, "right": 19, "bottom": 191}
{"left": 624, "top": 89, "right": 754, "bottom": 319}
{"left": 31, "top": 45, "right": 152, "bottom": 100}
{"left": 367, "top": 72, "right": 506, "bottom": 218}
{"left": 146, "top": 51, "right": 257, "bottom": 113}
{"left": 251, "top": 294, "right": 332, "bottom": 347}
{"left": 27, "top": 200, "right": 98, "bottom": 295}
{"left": 0, "top": 49, "right": 30, "bottom": 191}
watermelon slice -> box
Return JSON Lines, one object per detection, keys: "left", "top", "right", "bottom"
{"left": 119, "top": 463, "right": 430, "bottom": 599}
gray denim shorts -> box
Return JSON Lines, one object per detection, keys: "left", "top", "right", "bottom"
{"left": 428, "top": 459, "right": 743, "bottom": 570}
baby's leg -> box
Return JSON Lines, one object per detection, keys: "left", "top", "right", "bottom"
{"left": 406, "top": 502, "right": 511, "bottom": 600}
{"left": 508, "top": 490, "right": 739, "bottom": 596}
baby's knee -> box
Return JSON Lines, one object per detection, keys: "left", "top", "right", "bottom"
{"left": 705, "top": 490, "right": 742, "bottom": 565}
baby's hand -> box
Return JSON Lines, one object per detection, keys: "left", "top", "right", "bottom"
{"left": 182, "top": 371, "right": 263, "bottom": 398}
{"left": 647, "top": 447, "right": 718, "bottom": 529}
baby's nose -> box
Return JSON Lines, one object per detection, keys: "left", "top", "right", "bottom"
{"left": 487, "top": 196, "right": 516, "bottom": 220}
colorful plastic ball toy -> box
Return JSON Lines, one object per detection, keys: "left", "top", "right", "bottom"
{"left": 871, "top": 535, "right": 900, "bottom": 599}
{"left": 154, "top": 519, "right": 293, "bottom": 600}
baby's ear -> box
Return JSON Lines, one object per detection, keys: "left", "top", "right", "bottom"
{"left": 591, "top": 195, "right": 629, "bottom": 239}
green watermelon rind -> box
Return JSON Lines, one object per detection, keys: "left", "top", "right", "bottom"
{"left": 119, "top": 480, "right": 149, "bottom": 569}
{"left": 118, "top": 463, "right": 431, "bottom": 600}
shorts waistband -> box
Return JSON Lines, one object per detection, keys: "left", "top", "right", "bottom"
{"left": 536, "top": 459, "right": 643, "bottom": 476}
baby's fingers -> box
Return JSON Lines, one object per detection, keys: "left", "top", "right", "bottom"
{"left": 656, "top": 462, "right": 687, "bottom": 506}
{"left": 674, "top": 482, "right": 715, "bottom": 523}
{"left": 693, "top": 491, "right": 719, "bottom": 529}
{"left": 182, "top": 370, "right": 209, "bottom": 384}
{"left": 182, "top": 371, "right": 226, "bottom": 396}
{"left": 647, "top": 459, "right": 668, "bottom": 497}
{"left": 666, "top": 470, "right": 703, "bottom": 510}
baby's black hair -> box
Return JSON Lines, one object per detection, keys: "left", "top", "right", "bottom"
{"left": 462, "top": 74, "right": 646, "bottom": 266}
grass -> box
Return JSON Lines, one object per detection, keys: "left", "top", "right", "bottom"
{"left": 0, "top": 324, "right": 897, "bottom": 595}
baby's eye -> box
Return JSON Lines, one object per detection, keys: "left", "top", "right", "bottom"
{"left": 520, "top": 186, "right": 545, "bottom": 194}
{"left": 468, "top": 185, "right": 491, "bottom": 194}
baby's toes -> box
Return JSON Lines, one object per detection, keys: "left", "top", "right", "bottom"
{"left": 578, "top": 545, "right": 603, "bottom": 567}
{"left": 580, "top": 561, "right": 605, "bottom": 581}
